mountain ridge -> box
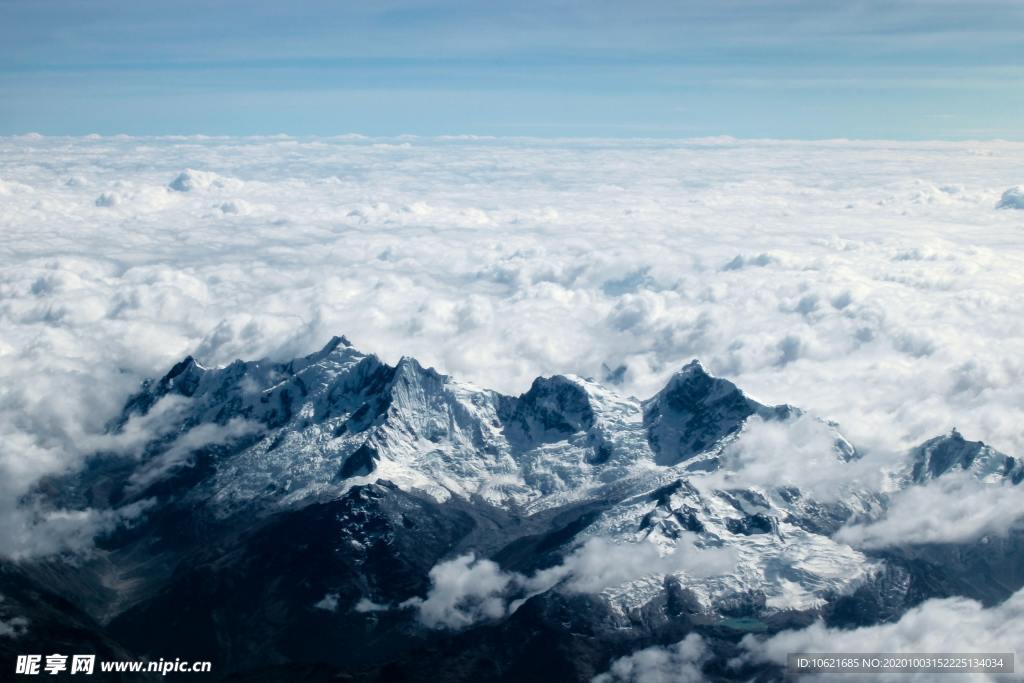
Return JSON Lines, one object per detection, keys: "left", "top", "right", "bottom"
{"left": 5, "top": 336, "right": 1022, "bottom": 682}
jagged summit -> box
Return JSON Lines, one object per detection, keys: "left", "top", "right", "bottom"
{"left": 675, "top": 358, "right": 710, "bottom": 375}
{"left": 325, "top": 334, "right": 353, "bottom": 349}
{"left": 642, "top": 358, "right": 795, "bottom": 466}
{"left": 504, "top": 374, "right": 597, "bottom": 442}
{"left": 106, "top": 339, "right": 1019, "bottom": 525}
{"left": 161, "top": 354, "right": 204, "bottom": 390}
{"left": 118, "top": 342, "right": 1010, "bottom": 506}
{"left": 140, "top": 347, "right": 756, "bottom": 433}
{"left": 113, "top": 344, "right": 801, "bottom": 514}
{"left": 910, "top": 428, "right": 1023, "bottom": 484}
{"left": 652, "top": 359, "right": 794, "bottom": 417}
{"left": 311, "top": 334, "right": 353, "bottom": 357}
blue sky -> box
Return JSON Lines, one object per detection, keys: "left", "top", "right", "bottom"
{"left": 1, "top": 0, "right": 1022, "bottom": 138}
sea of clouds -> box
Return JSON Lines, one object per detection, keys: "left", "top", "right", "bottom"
{"left": 1, "top": 134, "right": 1023, "bottom": 559}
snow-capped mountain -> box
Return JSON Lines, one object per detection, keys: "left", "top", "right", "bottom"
{"left": 3, "top": 337, "right": 1022, "bottom": 682}
{"left": 906, "top": 429, "right": 1024, "bottom": 485}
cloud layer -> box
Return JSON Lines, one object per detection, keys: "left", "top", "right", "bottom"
{"left": 1, "top": 134, "right": 1022, "bottom": 556}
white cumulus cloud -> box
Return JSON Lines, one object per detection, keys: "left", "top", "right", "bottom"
{"left": 593, "top": 633, "right": 709, "bottom": 683}
{"left": 404, "top": 536, "right": 734, "bottom": 629}
{"left": 402, "top": 553, "right": 514, "bottom": 629}
{"left": 738, "top": 587, "right": 1024, "bottom": 683}
{"left": 701, "top": 413, "right": 888, "bottom": 502}
{"left": 836, "top": 472, "right": 1024, "bottom": 548}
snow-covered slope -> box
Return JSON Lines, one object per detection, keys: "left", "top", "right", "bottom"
{"left": 23, "top": 336, "right": 1021, "bottom": 682}
{"left": 116, "top": 338, "right": 816, "bottom": 520}
{"left": 88, "top": 337, "right": 1011, "bottom": 619}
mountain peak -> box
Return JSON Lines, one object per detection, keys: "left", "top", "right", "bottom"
{"left": 158, "top": 354, "right": 206, "bottom": 395}
{"left": 655, "top": 360, "right": 749, "bottom": 413}
{"left": 676, "top": 358, "right": 710, "bottom": 376}
{"left": 300, "top": 334, "right": 358, "bottom": 364}
{"left": 909, "top": 429, "right": 1020, "bottom": 484}
{"left": 643, "top": 360, "right": 769, "bottom": 466}
{"left": 324, "top": 335, "right": 353, "bottom": 352}
{"left": 513, "top": 374, "right": 596, "bottom": 438}
{"left": 394, "top": 355, "right": 441, "bottom": 377}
